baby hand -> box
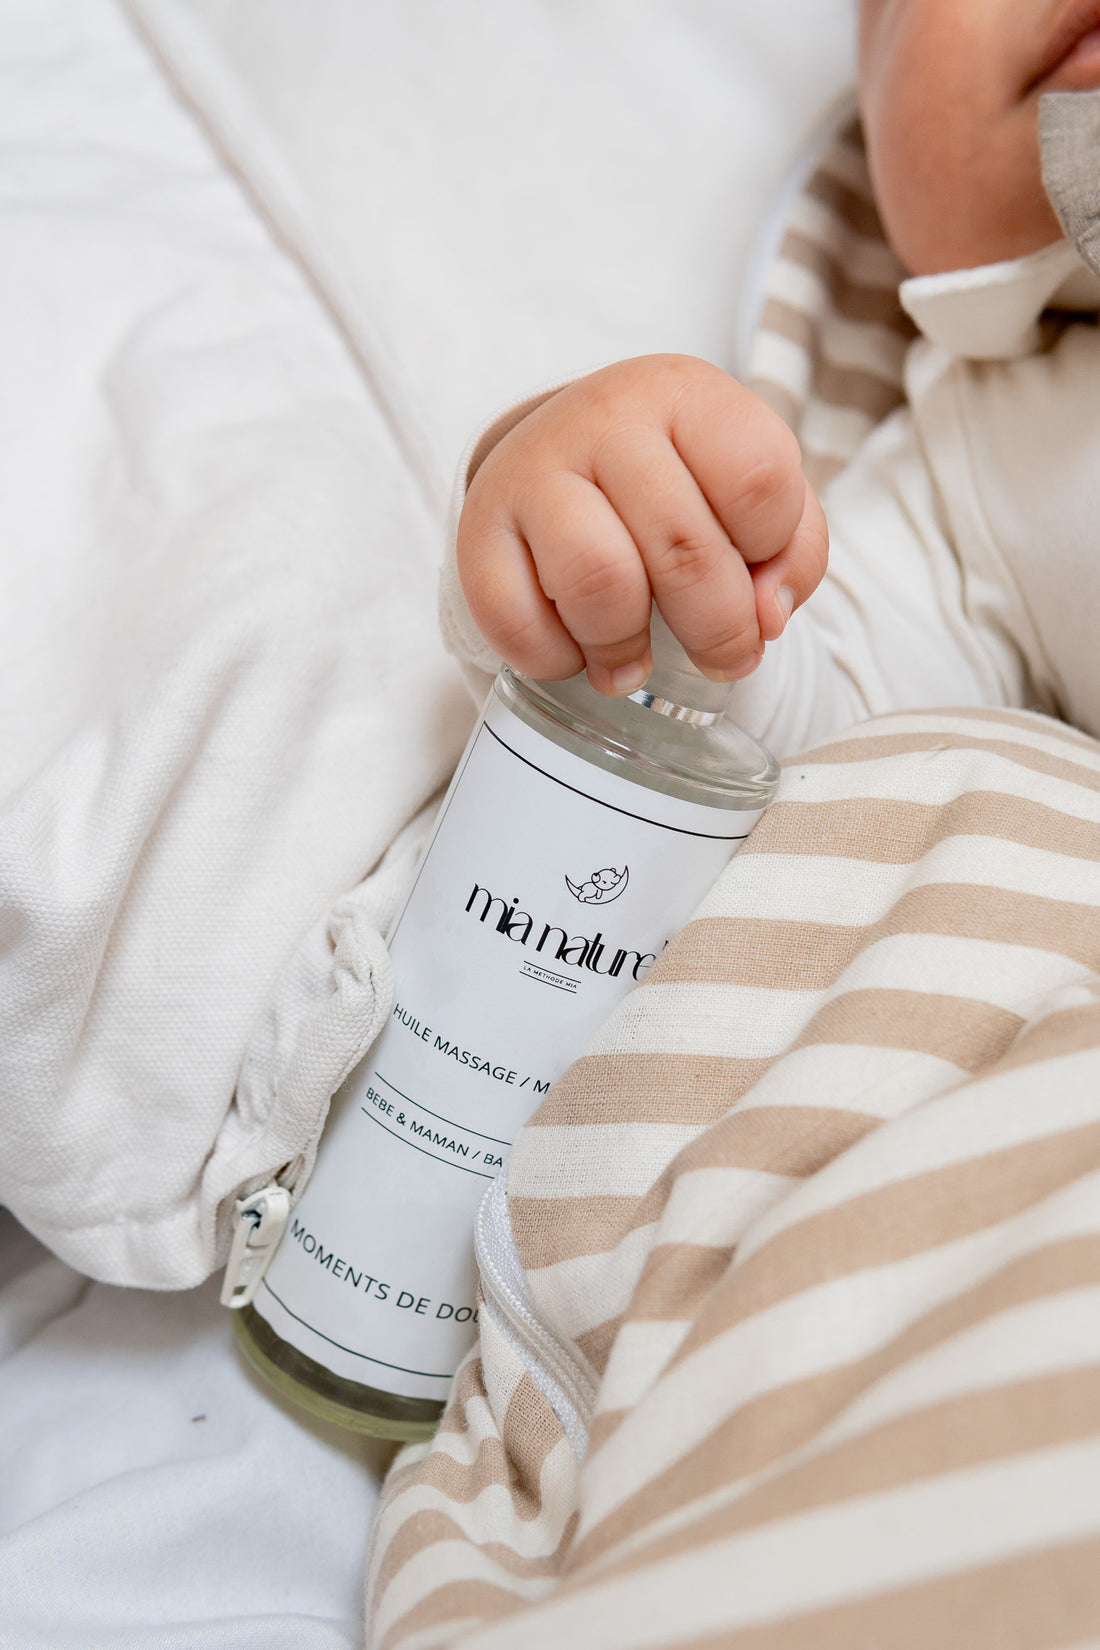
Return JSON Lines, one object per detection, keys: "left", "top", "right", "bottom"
{"left": 456, "top": 355, "right": 828, "bottom": 696}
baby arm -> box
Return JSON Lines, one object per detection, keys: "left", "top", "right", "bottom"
{"left": 456, "top": 355, "right": 829, "bottom": 698}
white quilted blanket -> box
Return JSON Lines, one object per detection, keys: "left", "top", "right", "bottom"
{"left": 0, "top": 1, "right": 853, "bottom": 1643}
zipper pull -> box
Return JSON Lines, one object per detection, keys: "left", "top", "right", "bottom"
{"left": 220, "top": 1182, "right": 291, "bottom": 1309}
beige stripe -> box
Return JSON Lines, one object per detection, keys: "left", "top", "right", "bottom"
{"left": 578, "top": 1363, "right": 1100, "bottom": 1591}
{"left": 660, "top": 885, "right": 1100, "bottom": 993}
{"left": 511, "top": 1195, "right": 645, "bottom": 1271}
{"left": 868, "top": 703, "right": 1100, "bottom": 748}
{"left": 586, "top": 1407, "right": 629, "bottom": 1457}
{"left": 651, "top": 918, "right": 867, "bottom": 990}
{"left": 809, "top": 358, "right": 906, "bottom": 422}
{"left": 380, "top": 1578, "right": 522, "bottom": 1650}
{"left": 669, "top": 1537, "right": 1100, "bottom": 1650}
{"left": 512, "top": 1108, "right": 878, "bottom": 1271}
{"left": 741, "top": 792, "right": 1100, "bottom": 867}
{"left": 789, "top": 194, "right": 909, "bottom": 282}
{"left": 752, "top": 320, "right": 905, "bottom": 427}
{"left": 527, "top": 1052, "right": 773, "bottom": 1128}
{"left": 624, "top": 1242, "right": 733, "bottom": 1322}
{"left": 798, "top": 399, "right": 877, "bottom": 461}
{"left": 805, "top": 168, "right": 888, "bottom": 240}
{"left": 503, "top": 1372, "right": 568, "bottom": 1520}
{"left": 931, "top": 705, "right": 1100, "bottom": 756}
{"left": 673, "top": 1121, "right": 1100, "bottom": 1370}
{"left": 997, "top": 996, "right": 1100, "bottom": 1074}
{"left": 776, "top": 229, "right": 909, "bottom": 321}
{"left": 381, "top": 1447, "right": 438, "bottom": 1497}
{"left": 573, "top": 1235, "right": 1100, "bottom": 1568}
{"left": 756, "top": 295, "right": 818, "bottom": 354}
{"left": 574, "top": 1316, "right": 622, "bottom": 1378}
{"left": 786, "top": 729, "right": 1100, "bottom": 793}
{"left": 831, "top": 116, "right": 867, "bottom": 152}
{"left": 759, "top": 291, "right": 906, "bottom": 373}
{"left": 435, "top": 1353, "right": 488, "bottom": 1436}
{"left": 373, "top": 1508, "right": 569, "bottom": 1603}
{"left": 669, "top": 1105, "right": 880, "bottom": 1180}
{"left": 397, "top": 1378, "right": 561, "bottom": 1524}
{"left": 400, "top": 1435, "right": 514, "bottom": 1510}
{"left": 791, "top": 988, "right": 1022, "bottom": 1070}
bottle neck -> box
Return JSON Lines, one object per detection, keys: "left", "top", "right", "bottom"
{"left": 625, "top": 608, "right": 731, "bottom": 727}
{"left": 626, "top": 687, "right": 721, "bottom": 727}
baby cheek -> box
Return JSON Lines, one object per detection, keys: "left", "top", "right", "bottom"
{"left": 864, "top": 86, "right": 1058, "bottom": 275}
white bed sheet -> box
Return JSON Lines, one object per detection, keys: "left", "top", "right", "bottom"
{"left": 0, "top": 1214, "right": 391, "bottom": 1649}
{"left": 0, "top": 0, "right": 854, "bottom": 1642}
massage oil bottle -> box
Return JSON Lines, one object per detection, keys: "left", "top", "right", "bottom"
{"left": 225, "top": 619, "right": 777, "bottom": 1439}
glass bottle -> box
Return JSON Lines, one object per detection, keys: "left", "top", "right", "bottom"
{"left": 229, "top": 619, "right": 777, "bottom": 1439}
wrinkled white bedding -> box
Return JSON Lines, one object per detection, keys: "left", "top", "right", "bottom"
{"left": 0, "top": 0, "right": 853, "bottom": 1641}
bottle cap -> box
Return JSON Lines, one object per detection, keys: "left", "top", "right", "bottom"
{"left": 628, "top": 608, "right": 731, "bottom": 726}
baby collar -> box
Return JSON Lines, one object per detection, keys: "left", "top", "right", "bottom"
{"left": 899, "top": 240, "right": 1100, "bottom": 362}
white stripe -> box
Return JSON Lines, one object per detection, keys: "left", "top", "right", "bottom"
{"left": 816, "top": 310, "right": 909, "bottom": 378}
{"left": 406, "top": 1401, "right": 513, "bottom": 1467}
{"left": 492, "top": 1439, "right": 1100, "bottom": 1648}
{"left": 526, "top": 1221, "right": 655, "bottom": 1340}
{"left": 765, "top": 741, "right": 1100, "bottom": 819}
{"left": 829, "top": 930, "right": 1089, "bottom": 1009}
{"left": 584, "top": 982, "right": 822, "bottom": 1061}
{"left": 829, "top": 710, "right": 1100, "bottom": 772}
{"left": 598, "top": 1319, "right": 691, "bottom": 1416}
{"left": 580, "top": 1166, "right": 1100, "bottom": 1533}
{"left": 750, "top": 330, "right": 813, "bottom": 399}
{"left": 655, "top": 1166, "right": 795, "bottom": 1251}
{"left": 510, "top": 1124, "right": 707, "bottom": 1198}
{"left": 732, "top": 1044, "right": 966, "bottom": 1123}
{"left": 766, "top": 268, "right": 909, "bottom": 380}
{"left": 815, "top": 1282, "right": 1100, "bottom": 1446}
{"left": 784, "top": 197, "right": 902, "bottom": 286}
{"left": 524, "top": 1168, "right": 791, "bottom": 1346}
{"left": 759, "top": 251, "right": 830, "bottom": 317}
{"left": 737, "top": 1049, "right": 1100, "bottom": 1260}
{"left": 373, "top": 1477, "right": 576, "bottom": 1565}
{"left": 372, "top": 1538, "right": 552, "bottom": 1640}
{"left": 702, "top": 838, "right": 1100, "bottom": 925}
{"left": 524, "top": 1169, "right": 792, "bottom": 1335}
{"left": 798, "top": 397, "right": 875, "bottom": 461}
{"left": 593, "top": 1279, "right": 1100, "bottom": 1576}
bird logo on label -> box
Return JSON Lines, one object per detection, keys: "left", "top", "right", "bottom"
{"left": 565, "top": 865, "right": 630, "bottom": 905}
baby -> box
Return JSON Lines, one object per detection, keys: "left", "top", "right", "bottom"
{"left": 452, "top": 1, "right": 1100, "bottom": 757}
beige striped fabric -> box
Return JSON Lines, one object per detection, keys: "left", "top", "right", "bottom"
{"left": 746, "top": 118, "right": 914, "bottom": 493}
{"left": 367, "top": 707, "right": 1100, "bottom": 1648}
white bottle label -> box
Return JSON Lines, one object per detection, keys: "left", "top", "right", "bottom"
{"left": 251, "top": 688, "right": 763, "bottom": 1401}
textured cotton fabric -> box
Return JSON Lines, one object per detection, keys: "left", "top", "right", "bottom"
{"left": 0, "top": 0, "right": 855, "bottom": 1293}
{"left": 1041, "top": 87, "right": 1100, "bottom": 277}
{"left": 0, "top": 0, "right": 473, "bottom": 1288}
{"left": 367, "top": 706, "right": 1100, "bottom": 1648}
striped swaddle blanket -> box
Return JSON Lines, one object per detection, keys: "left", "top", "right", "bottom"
{"left": 366, "top": 131, "right": 1100, "bottom": 1649}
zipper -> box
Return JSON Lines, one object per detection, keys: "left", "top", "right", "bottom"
{"left": 474, "top": 1174, "right": 597, "bottom": 1459}
{"left": 220, "top": 1181, "right": 292, "bottom": 1309}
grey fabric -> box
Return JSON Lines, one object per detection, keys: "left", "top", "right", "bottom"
{"left": 1040, "top": 89, "right": 1100, "bottom": 277}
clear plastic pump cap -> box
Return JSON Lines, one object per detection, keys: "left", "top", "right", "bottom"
{"left": 628, "top": 608, "right": 732, "bottom": 726}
